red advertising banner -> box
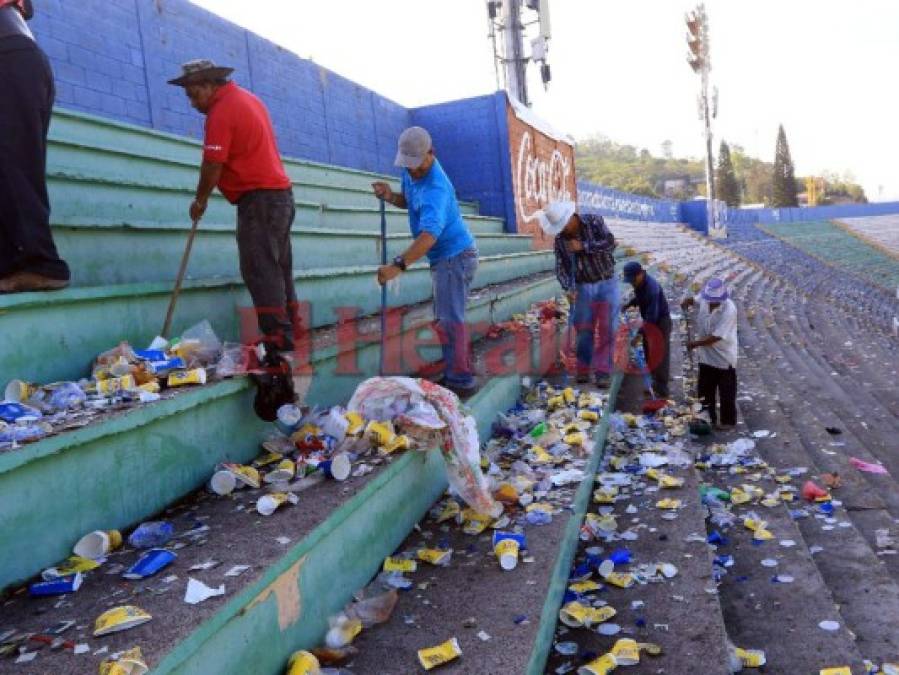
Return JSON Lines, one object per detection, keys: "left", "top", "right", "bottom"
{"left": 506, "top": 99, "right": 577, "bottom": 249}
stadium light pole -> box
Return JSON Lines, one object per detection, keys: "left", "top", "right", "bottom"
{"left": 686, "top": 4, "right": 718, "bottom": 235}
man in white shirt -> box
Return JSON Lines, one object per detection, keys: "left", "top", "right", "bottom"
{"left": 681, "top": 277, "right": 738, "bottom": 430}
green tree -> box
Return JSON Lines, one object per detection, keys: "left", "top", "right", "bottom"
{"left": 715, "top": 141, "right": 741, "bottom": 206}
{"left": 772, "top": 124, "right": 798, "bottom": 207}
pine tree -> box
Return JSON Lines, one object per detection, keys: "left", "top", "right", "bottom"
{"left": 772, "top": 124, "right": 798, "bottom": 207}
{"left": 715, "top": 141, "right": 741, "bottom": 206}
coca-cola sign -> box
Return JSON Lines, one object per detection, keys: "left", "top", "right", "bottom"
{"left": 507, "top": 104, "right": 577, "bottom": 246}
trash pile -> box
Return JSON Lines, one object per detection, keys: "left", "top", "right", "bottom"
{"left": 548, "top": 405, "right": 700, "bottom": 675}
{"left": 283, "top": 378, "right": 607, "bottom": 673}
{"left": 1, "top": 320, "right": 229, "bottom": 449}
{"left": 485, "top": 298, "right": 568, "bottom": 340}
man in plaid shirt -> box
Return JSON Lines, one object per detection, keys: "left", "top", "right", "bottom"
{"left": 539, "top": 201, "right": 619, "bottom": 387}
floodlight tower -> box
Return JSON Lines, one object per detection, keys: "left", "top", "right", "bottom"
{"left": 486, "top": 0, "right": 552, "bottom": 106}
{"left": 686, "top": 4, "right": 718, "bottom": 233}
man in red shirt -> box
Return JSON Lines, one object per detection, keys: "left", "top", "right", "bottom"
{"left": 169, "top": 60, "right": 296, "bottom": 419}
{"left": 0, "top": 0, "right": 71, "bottom": 293}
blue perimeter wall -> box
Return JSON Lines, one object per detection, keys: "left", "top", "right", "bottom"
{"left": 28, "top": 0, "right": 899, "bottom": 231}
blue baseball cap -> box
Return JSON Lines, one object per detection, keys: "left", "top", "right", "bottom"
{"left": 622, "top": 261, "right": 643, "bottom": 282}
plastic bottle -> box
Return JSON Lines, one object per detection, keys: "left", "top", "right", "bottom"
{"left": 529, "top": 422, "right": 547, "bottom": 438}
{"left": 347, "top": 589, "right": 398, "bottom": 627}
{"left": 127, "top": 521, "right": 174, "bottom": 549}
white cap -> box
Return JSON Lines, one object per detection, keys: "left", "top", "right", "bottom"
{"left": 394, "top": 126, "right": 432, "bottom": 168}
{"left": 536, "top": 201, "right": 576, "bottom": 236}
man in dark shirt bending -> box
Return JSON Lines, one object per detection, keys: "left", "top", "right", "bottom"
{"left": 622, "top": 261, "right": 671, "bottom": 398}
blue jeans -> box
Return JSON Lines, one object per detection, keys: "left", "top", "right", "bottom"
{"left": 431, "top": 247, "right": 478, "bottom": 387}
{"left": 572, "top": 278, "right": 620, "bottom": 376}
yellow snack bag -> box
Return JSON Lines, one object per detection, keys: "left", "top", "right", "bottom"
{"left": 734, "top": 647, "right": 767, "bottom": 668}
{"left": 417, "top": 548, "right": 452, "bottom": 567}
{"left": 819, "top": 668, "right": 852, "bottom": 675}
{"left": 576, "top": 653, "right": 616, "bottom": 675}
{"left": 655, "top": 498, "right": 681, "bottom": 510}
{"left": 344, "top": 411, "right": 364, "bottom": 435}
{"left": 603, "top": 572, "right": 635, "bottom": 589}
{"left": 579, "top": 409, "right": 599, "bottom": 422}
{"left": 658, "top": 474, "right": 684, "bottom": 489}
{"left": 568, "top": 580, "right": 600, "bottom": 593}
{"left": 531, "top": 445, "right": 553, "bottom": 464}
{"left": 286, "top": 650, "right": 321, "bottom": 675}
{"left": 564, "top": 432, "right": 585, "bottom": 446}
{"left": 611, "top": 638, "right": 640, "bottom": 665}
{"left": 436, "top": 500, "right": 460, "bottom": 524}
{"left": 417, "top": 638, "right": 462, "bottom": 670}
{"left": 382, "top": 557, "right": 416, "bottom": 573}
{"left": 166, "top": 369, "right": 206, "bottom": 387}
{"left": 593, "top": 487, "right": 618, "bottom": 504}
{"left": 461, "top": 509, "right": 493, "bottom": 535}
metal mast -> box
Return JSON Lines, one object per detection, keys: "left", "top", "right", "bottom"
{"left": 486, "top": 0, "right": 552, "bottom": 107}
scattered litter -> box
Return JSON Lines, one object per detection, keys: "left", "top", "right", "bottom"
{"left": 417, "top": 637, "right": 462, "bottom": 670}
{"left": 225, "top": 565, "right": 251, "bottom": 577}
{"left": 848, "top": 457, "right": 889, "bottom": 475}
{"left": 818, "top": 620, "right": 841, "bottom": 631}
{"left": 94, "top": 606, "right": 152, "bottom": 636}
{"left": 477, "top": 630, "right": 491, "bottom": 642}
{"left": 184, "top": 578, "right": 225, "bottom": 605}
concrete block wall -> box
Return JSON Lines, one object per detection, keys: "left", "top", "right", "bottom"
{"left": 30, "top": 0, "right": 410, "bottom": 176}
{"left": 411, "top": 92, "right": 514, "bottom": 226}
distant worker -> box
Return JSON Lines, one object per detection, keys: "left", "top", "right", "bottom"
{"left": 169, "top": 59, "right": 296, "bottom": 419}
{"left": 681, "top": 277, "right": 738, "bottom": 430}
{"left": 0, "top": 0, "right": 71, "bottom": 293}
{"left": 622, "top": 261, "right": 671, "bottom": 398}
{"left": 372, "top": 127, "right": 479, "bottom": 397}
{"left": 540, "top": 202, "right": 619, "bottom": 388}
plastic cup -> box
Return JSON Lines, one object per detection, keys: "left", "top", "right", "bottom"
{"left": 73, "top": 529, "right": 123, "bottom": 559}
{"left": 319, "top": 454, "right": 351, "bottom": 481}
{"left": 256, "top": 492, "right": 296, "bottom": 516}
{"left": 495, "top": 538, "right": 520, "bottom": 570}
{"left": 208, "top": 470, "right": 237, "bottom": 496}
{"left": 5, "top": 379, "right": 37, "bottom": 403}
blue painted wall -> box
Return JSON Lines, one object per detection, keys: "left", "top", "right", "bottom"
{"left": 411, "top": 92, "right": 514, "bottom": 226}
{"left": 31, "top": 0, "right": 411, "bottom": 176}
{"left": 722, "top": 201, "right": 899, "bottom": 226}
{"left": 577, "top": 181, "right": 681, "bottom": 223}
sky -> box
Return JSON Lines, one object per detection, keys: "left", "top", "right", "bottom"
{"left": 191, "top": 0, "right": 899, "bottom": 201}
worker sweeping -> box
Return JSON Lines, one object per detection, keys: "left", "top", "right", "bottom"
{"left": 168, "top": 59, "right": 297, "bottom": 420}
{"left": 622, "top": 261, "right": 671, "bottom": 399}
{"left": 681, "top": 277, "right": 739, "bottom": 431}
{"left": 539, "top": 201, "right": 619, "bottom": 388}
{"left": 372, "top": 127, "right": 479, "bottom": 397}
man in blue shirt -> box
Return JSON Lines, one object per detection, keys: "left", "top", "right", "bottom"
{"left": 622, "top": 261, "right": 671, "bottom": 398}
{"left": 372, "top": 127, "right": 479, "bottom": 396}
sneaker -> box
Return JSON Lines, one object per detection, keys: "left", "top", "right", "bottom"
{"left": 0, "top": 271, "right": 69, "bottom": 293}
{"left": 594, "top": 374, "right": 611, "bottom": 389}
{"left": 576, "top": 373, "right": 590, "bottom": 384}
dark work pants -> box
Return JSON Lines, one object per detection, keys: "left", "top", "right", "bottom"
{"left": 644, "top": 314, "right": 671, "bottom": 398}
{"left": 698, "top": 363, "right": 737, "bottom": 425}
{"left": 236, "top": 189, "right": 297, "bottom": 354}
{"left": 0, "top": 36, "right": 69, "bottom": 280}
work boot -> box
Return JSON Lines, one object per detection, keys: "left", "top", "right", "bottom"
{"left": 0, "top": 271, "right": 69, "bottom": 293}
{"left": 594, "top": 374, "right": 611, "bottom": 389}
{"left": 251, "top": 351, "right": 295, "bottom": 422}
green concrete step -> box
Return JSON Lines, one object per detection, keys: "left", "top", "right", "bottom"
{"left": 0, "top": 250, "right": 554, "bottom": 384}
{"left": 0, "top": 375, "right": 521, "bottom": 675}
{"left": 47, "top": 174, "right": 503, "bottom": 236}
{"left": 52, "top": 223, "right": 533, "bottom": 286}
{"left": 48, "top": 139, "right": 480, "bottom": 217}
{"left": 0, "top": 276, "right": 555, "bottom": 591}
{"left": 48, "top": 108, "right": 481, "bottom": 216}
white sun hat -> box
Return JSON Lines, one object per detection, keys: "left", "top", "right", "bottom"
{"left": 535, "top": 200, "right": 576, "bottom": 236}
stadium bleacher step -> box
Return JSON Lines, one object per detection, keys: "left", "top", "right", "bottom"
{"left": 0, "top": 250, "right": 554, "bottom": 385}
{"left": 48, "top": 108, "right": 482, "bottom": 216}
{"left": 0, "top": 274, "right": 558, "bottom": 591}
{"left": 47, "top": 175, "right": 503, "bottom": 237}
{"left": 52, "top": 223, "right": 533, "bottom": 287}
{"left": 0, "top": 375, "right": 523, "bottom": 675}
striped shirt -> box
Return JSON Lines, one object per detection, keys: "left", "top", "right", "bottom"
{"left": 554, "top": 213, "right": 617, "bottom": 291}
